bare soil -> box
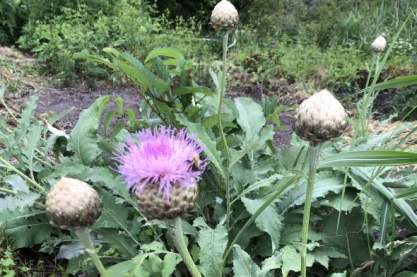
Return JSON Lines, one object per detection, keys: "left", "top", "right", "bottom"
{"left": 0, "top": 47, "right": 404, "bottom": 148}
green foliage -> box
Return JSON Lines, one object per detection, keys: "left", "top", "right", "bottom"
{"left": 0, "top": 0, "right": 26, "bottom": 45}
{"left": 16, "top": 0, "right": 212, "bottom": 83}
{"left": 17, "top": 1, "right": 159, "bottom": 81}
{"left": 3, "top": 44, "right": 417, "bottom": 276}
{"left": 195, "top": 219, "right": 228, "bottom": 277}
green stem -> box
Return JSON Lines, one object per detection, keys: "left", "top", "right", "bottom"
{"left": 301, "top": 144, "right": 320, "bottom": 277}
{"left": 172, "top": 218, "right": 201, "bottom": 277}
{"left": 0, "top": 96, "right": 18, "bottom": 123}
{"left": 0, "top": 187, "right": 16, "bottom": 195}
{"left": 0, "top": 156, "right": 45, "bottom": 194}
{"left": 75, "top": 228, "right": 109, "bottom": 277}
{"left": 218, "top": 31, "right": 232, "bottom": 228}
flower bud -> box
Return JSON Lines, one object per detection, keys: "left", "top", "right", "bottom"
{"left": 371, "top": 35, "right": 387, "bottom": 52}
{"left": 295, "top": 89, "right": 348, "bottom": 144}
{"left": 46, "top": 177, "right": 102, "bottom": 230}
{"left": 136, "top": 183, "right": 197, "bottom": 220}
{"left": 210, "top": 0, "right": 239, "bottom": 31}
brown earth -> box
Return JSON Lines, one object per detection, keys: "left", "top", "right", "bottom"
{"left": 0, "top": 47, "right": 408, "bottom": 148}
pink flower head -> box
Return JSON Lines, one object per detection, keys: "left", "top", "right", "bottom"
{"left": 116, "top": 127, "right": 206, "bottom": 200}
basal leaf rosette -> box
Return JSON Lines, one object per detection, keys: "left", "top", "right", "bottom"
{"left": 116, "top": 127, "right": 206, "bottom": 220}
{"left": 46, "top": 177, "right": 102, "bottom": 230}
{"left": 210, "top": 0, "right": 239, "bottom": 31}
{"left": 295, "top": 89, "right": 348, "bottom": 144}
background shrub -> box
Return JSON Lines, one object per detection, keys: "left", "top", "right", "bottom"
{"left": 3, "top": 0, "right": 417, "bottom": 86}
{"left": 0, "top": 0, "right": 27, "bottom": 45}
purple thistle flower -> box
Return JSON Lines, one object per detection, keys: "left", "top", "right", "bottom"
{"left": 115, "top": 127, "right": 206, "bottom": 200}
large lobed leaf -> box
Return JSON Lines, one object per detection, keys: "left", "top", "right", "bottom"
{"left": 195, "top": 218, "right": 228, "bottom": 277}
{"left": 234, "top": 97, "right": 266, "bottom": 142}
{"left": 241, "top": 197, "right": 283, "bottom": 251}
{"left": 68, "top": 96, "right": 110, "bottom": 165}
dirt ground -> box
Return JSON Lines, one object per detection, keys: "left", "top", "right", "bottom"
{"left": 1, "top": 47, "right": 300, "bottom": 146}
{"left": 0, "top": 47, "right": 404, "bottom": 148}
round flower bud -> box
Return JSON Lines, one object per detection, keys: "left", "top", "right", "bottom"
{"left": 136, "top": 183, "right": 197, "bottom": 220}
{"left": 371, "top": 35, "right": 387, "bottom": 52}
{"left": 295, "top": 89, "right": 348, "bottom": 144}
{"left": 46, "top": 177, "right": 102, "bottom": 230}
{"left": 210, "top": 0, "right": 239, "bottom": 31}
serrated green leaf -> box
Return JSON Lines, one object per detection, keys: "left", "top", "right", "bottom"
{"left": 69, "top": 96, "right": 110, "bottom": 165}
{"left": 233, "top": 245, "right": 261, "bottom": 277}
{"left": 107, "top": 259, "right": 136, "bottom": 277}
{"left": 233, "top": 175, "right": 281, "bottom": 204}
{"left": 22, "top": 124, "right": 42, "bottom": 174}
{"left": 234, "top": 97, "right": 265, "bottom": 141}
{"left": 161, "top": 253, "right": 181, "bottom": 277}
{"left": 241, "top": 197, "right": 283, "bottom": 251}
{"left": 0, "top": 193, "right": 39, "bottom": 212}
{"left": 321, "top": 193, "right": 359, "bottom": 212}
{"left": 259, "top": 254, "right": 281, "bottom": 277}
{"left": 196, "top": 221, "right": 228, "bottom": 277}
{"left": 94, "top": 191, "right": 129, "bottom": 229}
{"left": 277, "top": 173, "right": 344, "bottom": 212}
{"left": 4, "top": 213, "right": 51, "bottom": 248}
{"left": 15, "top": 95, "right": 38, "bottom": 142}
{"left": 100, "top": 229, "right": 137, "bottom": 258}
{"left": 280, "top": 245, "right": 300, "bottom": 277}
{"left": 86, "top": 167, "right": 131, "bottom": 202}
{"left": 4, "top": 175, "right": 29, "bottom": 193}
{"left": 280, "top": 245, "right": 318, "bottom": 277}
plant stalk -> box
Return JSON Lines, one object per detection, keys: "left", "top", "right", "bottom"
{"left": 172, "top": 218, "right": 201, "bottom": 277}
{"left": 0, "top": 156, "right": 45, "bottom": 193}
{"left": 0, "top": 187, "right": 16, "bottom": 195}
{"left": 75, "top": 228, "right": 109, "bottom": 277}
{"left": 301, "top": 144, "right": 320, "bottom": 277}
{"left": 218, "top": 31, "right": 232, "bottom": 228}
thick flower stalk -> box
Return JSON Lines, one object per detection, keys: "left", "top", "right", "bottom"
{"left": 210, "top": 0, "right": 239, "bottom": 228}
{"left": 355, "top": 35, "right": 387, "bottom": 138}
{"left": 46, "top": 177, "right": 108, "bottom": 277}
{"left": 295, "top": 90, "right": 347, "bottom": 277}
{"left": 116, "top": 127, "right": 206, "bottom": 277}
{"left": 210, "top": 0, "right": 239, "bottom": 31}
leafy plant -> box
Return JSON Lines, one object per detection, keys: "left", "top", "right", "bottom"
{"left": 3, "top": 5, "right": 417, "bottom": 274}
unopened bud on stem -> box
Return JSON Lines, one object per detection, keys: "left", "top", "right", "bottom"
{"left": 46, "top": 177, "right": 102, "bottom": 230}
{"left": 371, "top": 35, "right": 387, "bottom": 52}
{"left": 210, "top": 0, "right": 239, "bottom": 31}
{"left": 295, "top": 89, "right": 348, "bottom": 144}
